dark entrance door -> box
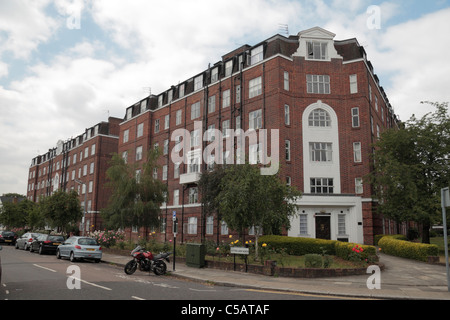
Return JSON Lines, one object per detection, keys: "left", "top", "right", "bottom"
{"left": 315, "top": 215, "right": 331, "bottom": 240}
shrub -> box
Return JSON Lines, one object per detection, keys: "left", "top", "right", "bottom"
{"left": 374, "top": 234, "right": 407, "bottom": 246}
{"left": 378, "top": 236, "right": 439, "bottom": 262}
{"left": 258, "top": 235, "right": 337, "bottom": 256}
{"left": 304, "top": 254, "right": 323, "bottom": 268}
{"left": 90, "top": 230, "right": 125, "bottom": 248}
{"left": 335, "top": 242, "right": 377, "bottom": 262}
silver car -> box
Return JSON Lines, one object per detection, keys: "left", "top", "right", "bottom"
{"left": 56, "top": 236, "right": 102, "bottom": 263}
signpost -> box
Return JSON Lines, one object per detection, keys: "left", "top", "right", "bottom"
{"left": 441, "top": 187, "right": 450, "bottom": 292}
{"left": 172, "top": 211, "right": 177, "bottom": 272}
{"left": 230, "top": 247, "right": 250, "bottom": 272}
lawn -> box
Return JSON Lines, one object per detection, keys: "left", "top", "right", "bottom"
{"left": 429, "top": 236, "right": 450, "bottom": 263}
{"left": 205, "top": 253, "right": 364, "bottom": 269}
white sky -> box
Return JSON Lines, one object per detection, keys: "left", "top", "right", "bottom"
{"left": 1, "top": 0, "right": 449, "bottom": 196}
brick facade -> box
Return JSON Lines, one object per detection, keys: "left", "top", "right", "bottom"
{"left": 27, "top": 117, "right": 122, "bottom": 233}
{"left": 26, "top": 27, "right": 401, "bottom": 244}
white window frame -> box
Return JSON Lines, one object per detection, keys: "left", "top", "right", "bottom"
{"left": 299, "top": 214, "right": 308, "bottom": 235}
{"left": 189, "top": 188, "right": 198, "bottom": 204}
{"left": 136, "top": 146, "right": 143, "bottom": 161}
{"left": 225, "top": 60, "right": 233, "bottom": 77}
{"left": 194, "top": 75, "right": 203, "bottom": 91}
{"left": 309, "top": 142, "right": 333, "bottom": 162}
{"left": 285, "top": 140, "right": 291, "bottom": 161}
{"left": 310, "top": 178, "right": 334, "bottom": 194}
{"left": 191, "top": 102, "right": 201, "bottom": 120}
{"left": 284, "top": 71, "right": 289, "bottom": 91}
{"left": 222, "top": 89, "right": 230, "bottom": 108}
{"left": 350, "top": 74, "right": 358, "bottom": 94}
{"left": 249, "top": 109, "right": 262, "bottom": 130}
{"left": 249, "top": 76, "right": 262, "bottom": 98}
{"left": 307, "top": 41, "right": 328, "bottom": 60}
{"left": 352, "top": 107, "right": 360, "bottom": 128}
{"left": 284, "top": 104, "right": 290, "bottom": 125}
{"left": 137, "top": 123, "right": 144, "bottom": 137}
{"left": 176, "top": 109, "right": 182, "bottom": 125}
{"left": 206, "top": 216, "right": 214, "bottom": 235}
{"left": 309, "top": 109, "right": 331, "bottom": 127}
{"left": 188, "top": 217, "right": 197, "bottom": 235}
{"left": 353, "top": 142, "right": 362, "bottom": 163}
{"left": 208, "top": 95, "right": 215, "bottom": 113}
{"left": 307, "top": 75, "right": 330, "bottom": 94}
{"left": 250, "top": 45, "right": 263, "bottom": 65}
{"left": 355, "top": 178, "right": 364, "bottom": 194}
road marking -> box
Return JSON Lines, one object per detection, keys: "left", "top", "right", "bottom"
{"left": 132, "top": 296, "right": 145, "bottom": 300}
{"left": 70, "top": 276, "right": 112, "bottom": 291}
{"left": 33, "top": 264, "right": 57, "bottom": 273}
{"left": 189, "top": 288, "right": 217, "bottom": 292}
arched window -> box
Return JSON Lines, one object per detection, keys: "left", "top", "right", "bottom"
{"left": 308, "top": 108, "right": 331, "bottom": 127}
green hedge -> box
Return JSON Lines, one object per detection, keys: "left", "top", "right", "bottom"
{"left": 259, "top": 236, "right": 378, "bottom": 262}
{"left": 374, "top": 234, "right": 407, "bottom": 246}
{"left": 378, "top": 236, "right": 439, "bottom": 262}
{"left": 259, "top": 235, "right": 337, "bottom": 256}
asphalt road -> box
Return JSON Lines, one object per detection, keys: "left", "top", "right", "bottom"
{"left": 0, "top": 245, "right": 347, "bottom": 302}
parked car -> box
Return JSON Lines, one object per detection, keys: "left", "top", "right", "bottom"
{"left": 56, "top": 236, "right": 102, "bottom": 263}
{"left": 0, "top": 231, "right": 17, "bottom": 245}
{"left": 30, "top": 234, "right": 65, "bottom": 255}
{"left": 15, "top": 232, "right": 42, "bottom": 251}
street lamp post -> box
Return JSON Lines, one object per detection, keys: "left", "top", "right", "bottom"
{"left": 75, "top": 179, "right": 87, "bottom": 236}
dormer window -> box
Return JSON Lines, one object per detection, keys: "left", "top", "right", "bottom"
{"left": 250, "top": 45, "right": 264, "bottom": 65}
{"left": 194, "top": 75, "right": 203, "bottom": 91}
{"left": 211, "top": 67, "right": 219, "bottom": 83}
{"left": 307, "top": 41, "right": 328, "bottom": 60}
{"left": 293, "top": 27, "right": 343, "bottom": 62}
{"left": 225, "top": 60, "right": 233, "bottom": 77}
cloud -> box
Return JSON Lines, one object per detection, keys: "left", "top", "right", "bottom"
{"left": 0, "top": 0, "right": 59, "bottom": 59}
{"left": 1, "top": 1, "right": 449, "bottom": 196}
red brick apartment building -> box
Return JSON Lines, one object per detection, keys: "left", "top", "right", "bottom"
{"left": 27, "top": 117, "right": 122, "bottom": 234}
{"left": 118, "top": 27, "right": 400, "bottom": 245}
{"left": 26, "top": 27, "right": 400, "bottom": 244}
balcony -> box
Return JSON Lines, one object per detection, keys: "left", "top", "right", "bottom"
{"left": 179, "top": 172, "right": 201, "bottom": 185}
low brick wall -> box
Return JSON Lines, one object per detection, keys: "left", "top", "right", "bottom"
{"left": 103, "top": 248, "right": 379, "bottom": 278}
{"left": 204, "top": 259, "right": 376, "bottom": 278}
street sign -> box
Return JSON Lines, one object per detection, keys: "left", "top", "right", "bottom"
{"left": 230, "top": 247, "right": 249, "bottom": 255}
{"left": 441, "top": 187, "right": 450, "bottom": 292}
{"left": 442, "top": 187, "right": 450, "bottom": 208}
{"left": 172, "top": 211, "right": 176, "bottom": 221}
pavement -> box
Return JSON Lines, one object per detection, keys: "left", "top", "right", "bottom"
{"left": 101, "top": 251, "right": 450, "bottom": 300}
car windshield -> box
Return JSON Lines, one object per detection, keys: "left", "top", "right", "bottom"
{"left": 2, "top": 232, "right": 14, "bottom": 237}
{"left": 78, "top": 238, "right": 98, "bottom": 246}
{"left": 48, "top": 236, "right": 64, "bottom": 242}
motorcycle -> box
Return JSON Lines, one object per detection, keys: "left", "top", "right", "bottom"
{"left": 124, "top": 245, "right": 171, "bottom": 276}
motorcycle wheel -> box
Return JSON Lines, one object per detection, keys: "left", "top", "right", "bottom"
{"left": 124, "top": 260, "right": 138, "bottom": 275}
{"left": 153, "top": 260, "right": 167, "bottom": 275}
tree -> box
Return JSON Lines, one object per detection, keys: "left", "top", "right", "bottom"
{"left": 0, "top": 194, "right": 30, "bottom": 228}
{"left": 41, "top": 190, "right": 83, "bottom": 234}
{"left": 198, "top": 164, "right": 227, "bottom": 243}
{"left": 101, "top": 149, "right": 167, "bottom": 235}
{"left": 368, "top": 102, "right": 450, "bottom": 243}
{"left": 215, "top": 163, "right": 302, "bottom": 259}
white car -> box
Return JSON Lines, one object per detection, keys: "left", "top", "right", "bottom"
{"left": 56, "top": 236, "right": 102, "bottom": 263}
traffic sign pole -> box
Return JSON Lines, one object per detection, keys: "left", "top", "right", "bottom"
{"left": 441, "top": 187, "right": 450, "bottom": 292}
{"left": 173, "top": 211, "right": 177, "bottom": 272}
